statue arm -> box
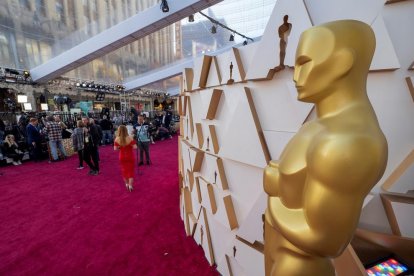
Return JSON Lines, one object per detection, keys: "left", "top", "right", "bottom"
{"left": 263, "top": 160, "right": 280, "bottom": 196}
{"left": 272, "top": 136, "right": 382, "bottom": 257}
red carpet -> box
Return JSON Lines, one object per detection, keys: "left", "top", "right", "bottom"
{"left": 0, "top": 136, "right": 218, "bottom": 276}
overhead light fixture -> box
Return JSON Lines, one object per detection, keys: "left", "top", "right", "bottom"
{"left": 211, "top": 25, "right": 217, "bottom": 34}
{"left": 188, "top": 14, "right": 194, "bottom": 22}
{"left": 17, "top": 95, "right": 28, "bottom": 103}
{"left": 23, "top": 103, "right": 32, "bottom": 111}
{"left": 23, "top": 70, "right": 30, "bottom": 79}
{"left": 229, "top": 33, "right": 235, "bottom": 41}
{"left": 243, "top": 40, "right": 248, "bottom": 46}
{"left": 41, "top": 103, "right": 49, "bottom": 111}
{"left": 160, "top": 0, "right": 169, "bottom": 13}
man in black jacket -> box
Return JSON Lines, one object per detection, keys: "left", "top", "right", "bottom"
{"left": 82, "top": 117, "right": 100, "bottom": 175}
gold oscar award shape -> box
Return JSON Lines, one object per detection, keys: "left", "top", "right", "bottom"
{"left": 264, "top": 20, "right": 388, "bottom": 276}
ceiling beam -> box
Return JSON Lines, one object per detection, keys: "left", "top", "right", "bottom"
{"left": 30, "top": 0, "right": 223, "bottom": 83}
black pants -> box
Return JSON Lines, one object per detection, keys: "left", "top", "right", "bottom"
{"left": 138, "top": 141, "right": 150, "bottom": 163}
{"left": 77, "top": 150, "right": 84, "bottom": 167}
{"left": 7, "top": 153, "right": 23, "bottom": 162}
{"left": 84, "top": 145, "right": 99, "bottom": 171}
{"left": 29, "top": 143, "right": 42, "bottom": 162}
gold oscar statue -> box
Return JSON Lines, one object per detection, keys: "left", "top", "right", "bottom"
{"left": 264, "top": 20, "right": 388, "bottom": 276}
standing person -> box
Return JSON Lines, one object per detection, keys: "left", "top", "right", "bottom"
{"left": 72, "top": 120, "right": 85, "bottom": 170}
{"left": 100, "top": 115, "right": 113, "bottom": 145}
{"left": 45, "top": 116, "right": 67, "bottom": 162}
{"left": 26, "top": 118, "right": 42, "bottom": 162}
{"left": 82, "top": 117, "right": 100, "bottom": 175}
{"left": 135, "top": 115, "right": 151, "bottom": 166}
{"left": 0, "top": 118, "right": 5, "bottom": 145}
{"left": 114, "top": 125, "right": 137, "bottom": 191}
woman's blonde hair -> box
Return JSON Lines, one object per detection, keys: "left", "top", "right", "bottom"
{"left": 117, "top": 125, "right": 129, "bottom": 146}
{"left": 77, "top": 120, "right": 84, "bottom": 128}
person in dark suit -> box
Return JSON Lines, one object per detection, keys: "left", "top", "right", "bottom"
{"left": 26, "top": 118, "right": 41, "bottom": 162}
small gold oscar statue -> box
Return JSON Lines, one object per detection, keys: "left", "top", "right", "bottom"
{"left": 227, "top": 62, "right": 235, "bottom": 84}
{"left": 264, "top": 20, "right": 388, "bottom": 276}
{"left": 206, "top": 136, "right": 210, "bottom": 151}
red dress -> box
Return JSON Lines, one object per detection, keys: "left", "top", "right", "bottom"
{"left": 114, "top": 139, "right": 136, "bottom": 179}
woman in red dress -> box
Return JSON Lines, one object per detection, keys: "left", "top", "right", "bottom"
{"left": 114, "top": 125, "right": 137, "bottom": 191}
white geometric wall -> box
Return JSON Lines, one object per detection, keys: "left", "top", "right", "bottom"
{"left": 179, "top": 0, "right": 414, "bottom": 275}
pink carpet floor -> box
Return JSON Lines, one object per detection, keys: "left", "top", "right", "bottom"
{"left": 0, "top": 136, "right": 218, "bottom": 276}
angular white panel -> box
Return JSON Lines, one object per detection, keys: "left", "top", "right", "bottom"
{"left": 390, "top": 162, "right": 414, "bottom": 194}
{"left": 304, "top": 0, "right": 385, "bottom": 25}
{"left": 222, "top": 160, "right": 263, "bottom": 227}
{"left": 233, "top": 239, "right": 265, "bottom": 276}
{"left": 236, "top": 192, "right": 267, "bottom": 244}
{"left": 263, "top": 131, "right": 295, "bottom": 161}
{"left": 237, "top": 42, "right": 259, "bottom": 78}
{"left": 216, "top": 49, "right": 243, "bottom": 84}
{"left": 216, "top": 255, "right": 232, "bottom": 276}
{"left": 219, "top": 89, "right": 268, "bottom": 168}
{"left": 205, "top": 211, "right": 236, "bottom": 268}
{"left": 200, "top": 154, "right": 218, "bottom": 185}
{"left": 391, "top": 202, "right": 414, "bottom": 238}
{"left": 199, "top": 88, "right": 215, "bottom": 120}
{"left": 198, "top": 177, "right": 216, "bottom": 215}
{"left": 206, "top": 57, "right": 221, "bottom": 87}
{"left": 249, "top": 76, "right": 312, "bottom": 133}
{"left": 227, "top": 255, "right": 246, "bottom": 276}
{"left": 363, "top": 194, "right": 375, "bottom": 209}
{"left": 245, "top": 0, "right": 312, "bottom": 80}
{"left": 359, "top": 195, "right": 393, "bottom": 234}
{"left": 180, "top": 140, "right": 192, "bottom": 174}
{"left": 370, "top": 15, "right": 400, "bottom": 71}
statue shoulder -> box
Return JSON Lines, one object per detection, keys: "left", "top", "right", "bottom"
{"left": 308, "top": 132, "right": 387, "bottom": 191}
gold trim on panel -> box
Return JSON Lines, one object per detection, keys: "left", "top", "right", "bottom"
{"left": 213, "top": 56, "right": 222, "bottom": 84}
{"left": 233, "top": 48, "right": 246, "bottom": 81}
{"left": 206, "top": 89, "right": 223, "bottom": 120}
{"left": 380, "top": 193, "right": 414, "bottom": 236}
{"left": 199, "top": 55, "right": 213, "bottom": 89}
{"left": 235, "top": 235, "right": 264, "bottom": 253}
{"left": 225, "top": 255, "right": 234, "bottom": 276}
{"left": 207, "top": 184, "right": 218, "bottom": 214}
{"left": 192, "top": 147, "right": 205, "bottom": 172}
{"left": 195, "top": 123, "right": 204, "bottom": 149}
{"left": 178, "top": 95, "right": 183, "bottom": 115}
{"left": 333, "top": 245, "right": 366, "bottom": 276}
{"left": 188, "top": 97, "right": 195, "bottom": 139}
{"left": 223, "top": 195, "right": 239, "bottom": 230}
{"left": 202, "top": 207, "right": 216, "bottom": 265}
{"left": 244, "top": 87, "right": 272, "bottom": 163}
{"left": 187, "top": 169, "right": 195, "bottom": 192}
{"left": 382, "top": 150, "right": 414, "bottom": 191}
{"left": 354, "top": 228, "right": 414, "bottom": 263}
{"left": 209, "top": 125, "right": 220, "bottom": 154}
{"left": 184, "top": 68, "right": 194, "bottom": 92}
{"left": 183, "top": 96, "right": 188, "bottom": 116}
{"left": 406, "top": 77, "right": 414, "bottom": 102}
{"left": 216, "top": 158, "right": 229, "bottom": 190}
{"left": 385, "top": 0, "right": 412, "bottom": 4}
{"left": 195, "top": 177, "right": 202, "bottom": 203}
{"left": 179, "top": 118, "right": 185, "bottom": 138}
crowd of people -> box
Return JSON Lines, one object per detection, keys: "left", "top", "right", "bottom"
{"left": 0, "top": 110, "right": 177, "bottom": 184}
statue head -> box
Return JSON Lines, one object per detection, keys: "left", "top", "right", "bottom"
{"left": 293, "top": 20, "right": 375, "bottom": 103}
{"left": 283, "top": 15, "right": 289, "bottom": 23}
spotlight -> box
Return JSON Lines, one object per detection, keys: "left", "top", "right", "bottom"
{"left": 82, "top": 83, "right": 87, "bottom": 88}
{"left": 95, "top": 92, "right": 105, "bottom": 101}
{"left": 41, "top": 103, "right": 48, "bottom": 111}
{"left": 76, "top": 82, "right": 80, "bottom": 87}
{"left": 188, "top": 14, "right": 194, "bottom": 22}
{"left": 229, "top": 33, "right": 235, "bottom": 42}
{"left": 23, "top": 70, "right": 30, "bottom": 79}
{"left": 211, "top": 25, "right": 217, "bottom": 34}
{"left": 160, "top": 0, "right": 169, "bottom": 13}
{"left": 243, "top": 40, "right": 248, "bottom": 46}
